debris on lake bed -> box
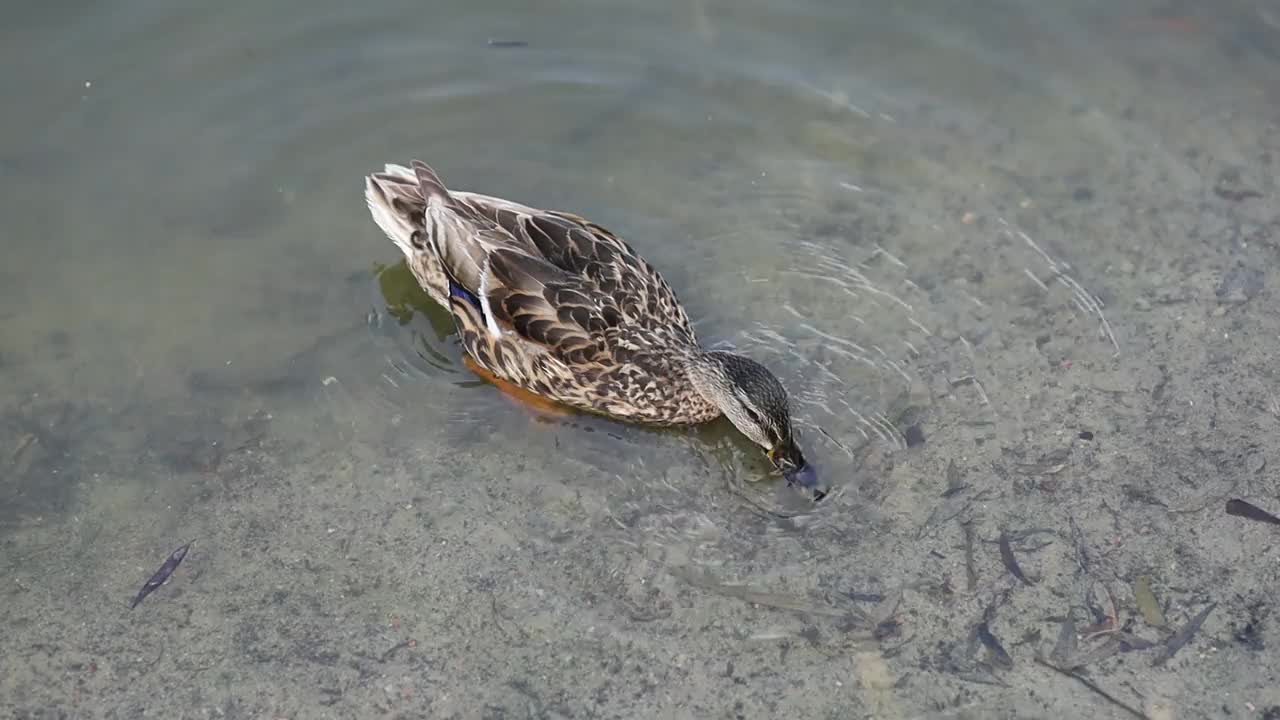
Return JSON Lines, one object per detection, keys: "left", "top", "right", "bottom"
{"left": 975, "top": 617, "right": 1014, "bottom": 669}
{"left": 1049, "top": 610, "right": 1077, "bottom": 666}
{"left": 1081, "top": 582, "right": 1120, "bottom": 639}
{"left": 1033, "top": 655, "right": 1150, "bottom": 720}
{"left": 668, "top": 565, "right": 875, "bottom": 628}
{"left": 1152, "top": 602, "right": 1217, "bottom": 666}
{"left": 914, "top": 463, "right": 991, "bottom": 539}
{"left": 1133, "top": 575, "right": 1167, "bottom": 628}
{"left": 130, "top": 540, "right": 194, "bottom": 609}
{"left": 1225, "top": 498, "right": 1280, "bottom": 526}
{"left": 1034, "top": 604, "right": 1166, "bottom": 718}
{"left": 962, "top": 520, "right": 979, "bottom": 592}
{"left": 998, "top": 530, "right": 1035, "bottom": 585}
{"left": 944, "top": 603, "right": 1016, "bottom": 686}
{"left": 978, "top": 526, "right": 1054, "bottom": 586}
{"left": 1212, "top": 167, "right": 1263, "bottom": 202}
{"left": 903, "top": 423, "right": 926, "bottom": 447}
{"left": 943, "top": 458, "right": 967, "bottom": 496}
{"left": 1040, "top": 581, "right": 1215, "bottom": 675}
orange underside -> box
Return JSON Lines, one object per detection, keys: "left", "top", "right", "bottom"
{"left": 463, "top": 355, "right": 574, "bottom": 418}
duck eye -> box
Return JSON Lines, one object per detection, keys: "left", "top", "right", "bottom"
{"left": 410, "top": 230, "right": 427, "bottom": 249}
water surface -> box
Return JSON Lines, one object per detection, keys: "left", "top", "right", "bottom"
{"left": 4, "top": 0, "right": 1279, "bottom": 717}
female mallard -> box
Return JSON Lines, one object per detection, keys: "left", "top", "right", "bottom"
{"left": 364, "top": 161, "right": 822, "bottom": 497}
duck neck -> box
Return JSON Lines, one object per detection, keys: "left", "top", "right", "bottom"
{"left": 681, "top": 350, "right": 734, "bottom": 412}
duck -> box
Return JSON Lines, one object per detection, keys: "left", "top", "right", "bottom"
{"left": 364, "top": 161, "right": 823, "bottom": 498}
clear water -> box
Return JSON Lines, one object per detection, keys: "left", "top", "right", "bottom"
{"left": 4, "top": 0, "right": 1278, "bottom": 716}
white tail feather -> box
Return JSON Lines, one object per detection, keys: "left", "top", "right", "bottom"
{"left": 478, "top": 256, "right": 502, "bottom": 338}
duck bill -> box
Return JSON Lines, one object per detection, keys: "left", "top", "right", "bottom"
{"left": 769, "top": 441, "right": 827, "bottom": 500}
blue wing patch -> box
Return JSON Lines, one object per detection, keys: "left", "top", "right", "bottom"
{"left": 448, "top": 278, "right": 483, "bottom": 309}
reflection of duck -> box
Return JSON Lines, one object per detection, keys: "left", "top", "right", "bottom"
{"left": 364, "top": 161, "right": 822, "bottom": 497}
{"left": 375, "top": 260, "right": 446, "bottom": 328}
{"left": 373, "top": 260, "right": 458, "bottom": 375}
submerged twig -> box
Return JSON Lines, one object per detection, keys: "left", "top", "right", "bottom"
{"left": 1034, "top": 655, "right": 1149, "bottom": 719}
{"left": 1067, "top": 636, "right": 1124, "bottom": 668}
{"left": 816, "top": 425, "right": 854, "bottom": 458}
{"left": 379, "top": 640, "right": 412, "bottom": 663}
{"left": 669, "top": 566, "right": 873, "bottom": 628}
{"left": 957, "top": 669, "right": 1009, "bottom": 687}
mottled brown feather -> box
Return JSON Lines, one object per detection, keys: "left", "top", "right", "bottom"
{"left": 365, "top": 161, "right": 717, "bottom": 424}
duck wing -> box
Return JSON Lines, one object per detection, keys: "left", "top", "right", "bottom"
{"left": 449, "top": 185, "right": 696, "bottom": 341}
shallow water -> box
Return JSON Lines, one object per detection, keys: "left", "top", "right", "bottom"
{"left": 4, "top": 0, "right": 1280, "bottom": 717}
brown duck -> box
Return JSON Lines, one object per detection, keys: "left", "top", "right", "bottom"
{"left": 364, "top": 161, "right": 822, "bottom": 497}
